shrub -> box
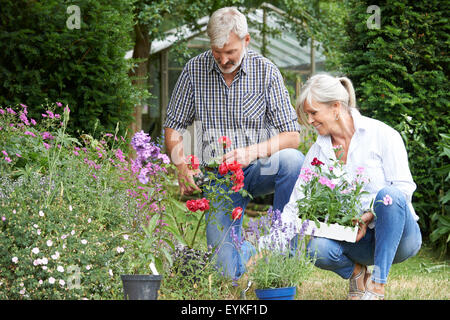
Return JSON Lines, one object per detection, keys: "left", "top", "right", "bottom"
{"left": 0, "top": 0, "right": 140, "bottom": 137}
{"left": 339, "top": 0, "right": 449, "bottom": 253}
{"left": 0, "top": 103, "right": 137, "bottom": 299}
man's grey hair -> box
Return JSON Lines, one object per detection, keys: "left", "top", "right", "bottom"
{"left": 207, "top": 7, "right": 248, "bottom": 48}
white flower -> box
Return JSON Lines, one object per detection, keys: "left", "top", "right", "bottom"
{"left": 12, "top": 209, "right": 16, "bottom": 214}
{"left": 61, "top": 234, "right": 67, "bottom": 240}
{"left": 39, "top": 210, "right": 44, "bottom": 217}
{"left": 51, "top": 251, "right": 60, "bottom": 260}
{"left": 81, "top": 239, "right": 87, "bottom": 245}
{"left": 33, "top": 224, "right": 38, "bottom": 228}
{"left": 12, "top": 257, "right": 18, "bottom": 264}
{"left": 33, "top": 259, "right": 41, "bottom": 266}
{"left": 38, "top": 280, "right": 43, "bottom": 285}
{"left": 123, "top": 235, "right": 129, "bottom": 240}
{"left": 108, "top": 269, "right": 113, "bottom": 277}
{"left": 69, "top": 205, "right": 73, "bottom": 212}
{"left": 46, "top": 240, "right": 53, "bottom": 247}
{"left": 57, "top": 266, "right": 64, "bottom": 272}
{"left": 59, "top": 279, "right": 65, "bottom": 286}
{"left": 86, "top": 265, "right": 91, "bottom": 270}
{"left": 31, "top": 247, "right": 40, "bottom": 255}
{"left": 41, "top": 257, "right": 48, "bottom": 265}
{"left": 116, "top": 247, "right": 124, "bottom": 254}
{"left": 87, "top": 218, "right": 92, "bottom": 223}
{"left": 37, "top": 229, "right": 41, "bottom": 235}
{"left": 42, "top": 266, "right": 48, "bottom": 271}
{"left": 48, "top": 277, "right": 55, "bottom": 284}
{"left": 71, "top": 230, "right": 75, "bottom": 236}
{"left": 19, "top": 289, "right": 26, "bottom": 295}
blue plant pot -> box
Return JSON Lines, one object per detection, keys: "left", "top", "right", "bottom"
{"left": 254, "top": 286, "right": 296, "bottom": 300}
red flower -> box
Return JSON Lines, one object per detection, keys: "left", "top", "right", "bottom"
{"left": 231, "top": 182, "right": 244, "bottom": 192}
{"left": 227, "top": 160, "right": 241, "bottom": 172}
{"left": 311, "top": 157, "right": 324, "bottom": 167}
{"left": 186, "top": 200, "right": 199, "bottom": 212}
{"left": 218, "top": 136, "right": 232, "bottom": 149}
{"left": 197, "top": 198, "right": 210, "bottom": 211}
{"left": 231, "top": 169, "right": 244, "bottom": 184}
{"left": 187, "top": 155, "right": 200, "bottom": 170}
{"left": 218, "top": 162, "right": 229, "bottom": 175}
{"left": 186, "top": 198, "right": 210, "bottom": 212}
{"left": 232, "top": 207, "right": 243, "bottom": 221}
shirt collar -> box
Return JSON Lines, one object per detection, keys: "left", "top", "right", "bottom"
{"left": 315, "top": 108, "right": 366, "bottom": 150}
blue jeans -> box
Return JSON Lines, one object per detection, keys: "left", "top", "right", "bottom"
{"left": 307, "top": 186, "right": 422, "bottom": 284}
{"left": 204, "top": 148, "right": 305, "bottom": 279}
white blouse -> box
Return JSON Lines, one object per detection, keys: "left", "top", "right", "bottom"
{"left": 280, "top": 108, "right": 418, "bottom": 241}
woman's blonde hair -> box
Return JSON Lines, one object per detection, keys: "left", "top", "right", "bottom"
{"left": 296, "top": 73, "right": 357, "bottom": 126}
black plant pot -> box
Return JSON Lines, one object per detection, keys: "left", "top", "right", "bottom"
{"left": 120, "top": 274, "right": 162, "bottom": 300}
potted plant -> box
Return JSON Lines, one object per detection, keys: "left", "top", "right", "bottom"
{"left": 237, "top": 208, "right": 315, "bottom": 300}
{"left": 117, "top": 131, "right": 175, "bottom": 300}
{"left": 295, "top": 149, "right": 371, "bottom": 242}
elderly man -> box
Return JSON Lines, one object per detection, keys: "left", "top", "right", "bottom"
{"left": 164, "top": 7, "right": 304, "bottom": 279}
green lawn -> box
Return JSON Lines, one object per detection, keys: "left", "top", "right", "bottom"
{"left": 293, "top": 244, "right": 449, "bottom": 300}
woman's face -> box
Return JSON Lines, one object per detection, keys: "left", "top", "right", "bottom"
{"left": 303, "top": 99, "right": 338, "bottom": 136}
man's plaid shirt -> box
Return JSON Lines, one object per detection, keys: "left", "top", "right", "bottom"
{"left": 163, "top": 49, "right": 301, "bottom": 166}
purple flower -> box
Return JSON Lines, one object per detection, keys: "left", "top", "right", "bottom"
{"left": 41, "top": 132, "right": 54, "bottom": 140}
{"left": 24, "top": 131, "right": 36, "bottom": 137}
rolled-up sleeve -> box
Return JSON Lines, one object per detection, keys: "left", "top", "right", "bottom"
{"left": 163, "top": 66, "right": 194, "bottom": 133}
{"left": 265, "top": 66, "right": 302, "bottom": 133}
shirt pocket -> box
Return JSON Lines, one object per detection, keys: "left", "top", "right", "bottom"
{"left": 242, "top": 92, "right": 266, "bottom": 119}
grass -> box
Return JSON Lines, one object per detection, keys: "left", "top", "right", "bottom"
{"left": 294, "top": 244, "right": 449, "bottom": 300}
{"left": 164, "top": 207, "right": 449, "bottom": 300}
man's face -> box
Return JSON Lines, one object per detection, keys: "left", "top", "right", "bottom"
{"left": 211, "top": 32, "right": 250, "bottom": 74}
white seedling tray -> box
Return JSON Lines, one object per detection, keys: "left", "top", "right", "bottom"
{"left": 300, "top": 219, "right": 358, "bottom": 243}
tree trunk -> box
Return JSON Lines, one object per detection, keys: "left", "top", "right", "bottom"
{"left": 128, "top": 23, "right": 151, "bottom": 136}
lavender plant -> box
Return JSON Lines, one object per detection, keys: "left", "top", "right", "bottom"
{"left": 238, "top": 208, "right": 315, "bottom": 290}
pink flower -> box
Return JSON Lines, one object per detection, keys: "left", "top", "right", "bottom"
{"left": 356, "top": 167, "right": 365, "bottom": 175}
{"left": 6, "top": 108, "right": 16, "bottom": 115}
{"left": 43, "top": 142, "right": 51, "bottom": 150}
{"left": 4, "top": 157, "right": 11, "bottom": 163}
{"left": 383, "top": 194, "right": 393, "bottom": 206}
{"left": 56, "top": 102, "right": 63, "bottom": 107}
{"left": 24, "top": 131, "right": 36, "bottom": 137}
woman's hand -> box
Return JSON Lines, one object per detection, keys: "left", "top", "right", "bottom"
{"left": 354, "top": 211, "right": 375, "bottom": 242}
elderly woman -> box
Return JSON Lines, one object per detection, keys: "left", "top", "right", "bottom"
{"left": 280, "top": 74, "right": 422, "bottom": 300}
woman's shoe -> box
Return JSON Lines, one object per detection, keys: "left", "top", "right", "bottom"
{"left": 361, "top": 278, "right": 385, "bottom": 300}
{"left": 347, "top": 265, "right": 371, "bottom": 300}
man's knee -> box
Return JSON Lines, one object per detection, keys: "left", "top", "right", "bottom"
{"left": 261, "top": 148, "right": 304, "bottom": 176}
{"left": 278, "top": 148, "right": 305, "bottom": 171}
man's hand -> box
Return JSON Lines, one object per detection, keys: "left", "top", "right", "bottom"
{"left": 222, "top": 146, "right": 258, "bottom": 168}
{"left": 177, "top": 163, "right": 201, "bottom": 196}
